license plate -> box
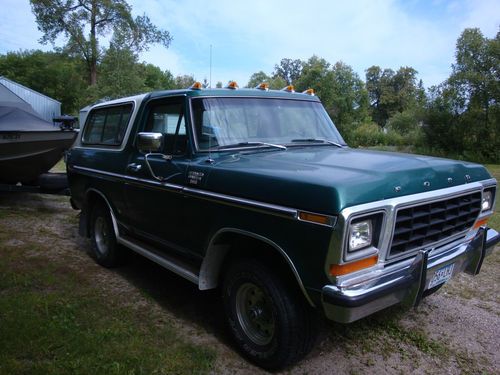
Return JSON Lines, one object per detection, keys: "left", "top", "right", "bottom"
{"left": 428, "top": 263, "right": 455, "bottom": 289}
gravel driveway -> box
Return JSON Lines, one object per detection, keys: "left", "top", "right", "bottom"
{"left": 1, "top": 192, "right": 498, "bottom": 374}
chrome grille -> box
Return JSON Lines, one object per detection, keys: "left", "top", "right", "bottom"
{"left": 389, "top": 192, "right": 482, "bottom": 257}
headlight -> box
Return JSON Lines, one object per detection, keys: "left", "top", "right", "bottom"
{"left": 348, "top": 219, "right": 373, "bottom": 252}
{"left": 482, "top": 190, "right": 493, "bottom": 212}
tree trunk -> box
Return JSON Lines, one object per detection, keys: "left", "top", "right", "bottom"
{"left": 89, "top": 0, "right": 98, "bottom": 86}
{"left": 90, "top": 64, "right": 97, "bottom": 86}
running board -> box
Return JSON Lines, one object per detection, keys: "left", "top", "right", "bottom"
{"left": 118, "top": 235, "right": 200, "bottom": 285}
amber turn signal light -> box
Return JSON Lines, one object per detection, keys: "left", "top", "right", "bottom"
{"left": 298, "top": 211, "right": 332, "bottom": 226}
{"left": 473, "top": 217, "right": 489, "bottom": 229}
{"left": 329, "top": 255, "right": 378, "bottom": 276}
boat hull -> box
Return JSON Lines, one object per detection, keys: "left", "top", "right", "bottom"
{"left": 0, "top": 130, "right": 77, "bottom": 184}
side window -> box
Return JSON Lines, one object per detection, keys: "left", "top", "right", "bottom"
{"left": 82, "top": 104, "right": 133, "bottom": 146}
{"left": 145, "top": 99, "right": 187, "bottom": 155}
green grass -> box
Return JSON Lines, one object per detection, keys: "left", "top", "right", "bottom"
{"left": 485, "top": 164, "right": 500, "bottom": 231}
{"left": 49, "top": 159, "right": 66, "bottom": 173}
{"left": 0, "top": 244, "right": 215, "bottom": 374}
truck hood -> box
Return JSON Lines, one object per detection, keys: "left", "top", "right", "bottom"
{"left": 197, "top": 147, "right": 492, "bottom": 214}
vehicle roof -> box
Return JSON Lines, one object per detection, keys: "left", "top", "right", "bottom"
{"left": 150, "top": 88, "right": 320, "bottom": 101}
{"left": 89, "top": 87, "right": 320, "bottom": 109}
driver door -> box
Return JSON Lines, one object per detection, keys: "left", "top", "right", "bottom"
{"left": 123, "top": 96, "right": 191, "bottom": 257}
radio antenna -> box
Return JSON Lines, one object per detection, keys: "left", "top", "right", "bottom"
{"left": 209, "top": 44, "right": 212, "bottom": 88}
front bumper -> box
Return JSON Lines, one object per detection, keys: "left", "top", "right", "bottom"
{"left": 322, "top": 227, "right": 500, "bottom": 323}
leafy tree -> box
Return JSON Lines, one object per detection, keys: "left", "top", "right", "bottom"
{"left": 273, "top": 58, "right": 302, "bottom": 85}
{"left": 97, "top": 46, "right": 144, "bottom": 99}
{"left": 294, "top": 56, "right": 330, "bottom": 91}
{"left": 327, "top": 62, "right": 370, "bottom": 131}
{"left": 295, "top": 57, "right": 369, "bottom": 136}
{"left": 247, "top": 71, "right": 271, "bottom": 88}
{"left": 424, "top": 28, "right": 499, "bottom": 161}
{"left": 215, "top": 81, "right": 223, "bottom": 88}
{"left": 366, "top": 66, "right": 421, "bottom": 126}
{"left": 0, "top": 49, "right": 87, "bottom": 113}
{"left": 246, "top": 71, "right": 286, "bottom": 89}
{"left": 30, "top": 0, "right": 172, "bottom": 85}
{"left": 140, "top": 64, "right": 175, "bottom": 91}
{"left": 173, "top": 75, "right": 196, "bottom": 89}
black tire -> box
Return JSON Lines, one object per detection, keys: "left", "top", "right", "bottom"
{"left": 222, "top": 258, "right": 318, "bottom": 371}
{"left": 89, "top": 203, "right": 123, "bottom": 268}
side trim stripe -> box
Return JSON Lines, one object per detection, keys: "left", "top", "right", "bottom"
{"left": 73, "top": 165, "right": 299, "bottom": 219}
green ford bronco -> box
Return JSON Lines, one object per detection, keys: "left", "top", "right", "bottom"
{"left": 67, "top": 82, "right": 499, "bottom": 370}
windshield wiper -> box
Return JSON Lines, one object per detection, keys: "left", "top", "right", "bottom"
{"left": 212, "top": 142, "right": 287, "bottom": 151}
{"left": 290, "top": 138, "right": 345, "bottom": 148}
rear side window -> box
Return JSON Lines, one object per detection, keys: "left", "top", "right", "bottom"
{"left": 82, "top": 104, "right": 132, "bottom": 146}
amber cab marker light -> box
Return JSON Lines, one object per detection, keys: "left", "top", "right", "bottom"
{"left": 255, "top": 82, "right": 269, "bottom": 91}
{"left": 298, "top": 211, "right": 331, "bottom": 225}
{"left": 226, "top": 81, "right": 239, "bottom": 89}
{"left": 473, "top": 217, "right": 489, "bottom": 229}
{"left": 330, "top": 255, "right": 378, "bottom": 276}
{"left": 190, "top": 81, "right": 203, "bottom": 90}
{"left": 281, "top": 85, "right": 295, "bottom": 92}
{"left": 302, "top": 88, "right": 315, "bottom": 96}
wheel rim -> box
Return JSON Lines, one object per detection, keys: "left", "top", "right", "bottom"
{"left": 235, "top": 282, "right": 275, "bottom": 346}
{"left": 94, "top": 216, "right": 110, "bottom": 255}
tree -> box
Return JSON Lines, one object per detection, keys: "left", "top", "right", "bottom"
{"left": 424, "top": 28, "right": 500, "bottom": 161}
{"left": 246, "top": 70, "right": 286, "bottom": 89}
{"left": 97, "top": 46, "right": 144, "bottom": 99}
{"left": 173, "top": 75, "right": 196, "bottom": 89}
{"left": 295, "top": 57, "right": 369, "bottom": 135}
{"left": 247, "top": 71, "right": 271, "bottom": 88}
{"left": 294, "top": 55, "right": 330, "bottom": 91}
{"left": 140, "top": 64, "right": 175, "bottom": 91}
{"left": 366, "top": 65, "right": 421, "bottom": 126}
{"left": 328, "top": 62, "right": 369, "bottom": 129}
{"left": 30, "top": 0, "right": 172, "bottom": 85}
{"left": 0, "top": 49, "right": 87, "bottom": 113}
{"left": 273, "top": 58, "right": 302, "bottom": 85}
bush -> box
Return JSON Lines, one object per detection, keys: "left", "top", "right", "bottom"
{"left": 348, "top": 122, "right": 386, "bottom": 147}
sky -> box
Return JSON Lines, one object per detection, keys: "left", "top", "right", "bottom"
{"left": 0, "top": 0, "right": 499, "bottom": 88}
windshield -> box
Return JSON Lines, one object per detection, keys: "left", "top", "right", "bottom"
{"left": 191, "top": 97, "right": 345, "bottom": 150}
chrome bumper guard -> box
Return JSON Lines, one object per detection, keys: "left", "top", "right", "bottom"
{"left": 322, "top": 227, "right": 500, "bottom": 323}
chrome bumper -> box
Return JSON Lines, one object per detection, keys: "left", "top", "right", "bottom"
{"left": 321, "top": 227, "right": 500, "bottom": 323}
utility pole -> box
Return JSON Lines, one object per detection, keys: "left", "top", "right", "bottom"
{"left": 209, "top": 44, "right": 212, "bottom": 88}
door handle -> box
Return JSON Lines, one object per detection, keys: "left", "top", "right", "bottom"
{"left": 127, "top": 163, "right": 142, "bottom": 172}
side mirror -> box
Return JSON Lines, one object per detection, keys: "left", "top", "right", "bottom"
{"left": 137, "top": 132, "right": 163, "bottom": 153}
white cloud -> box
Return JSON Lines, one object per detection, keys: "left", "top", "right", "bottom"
{"left": 1, "top": 0, "right": 498, "bottom": 88}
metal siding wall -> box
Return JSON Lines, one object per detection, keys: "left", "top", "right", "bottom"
{"left": 0, "top": 78, "right": 61, "bottom": 122}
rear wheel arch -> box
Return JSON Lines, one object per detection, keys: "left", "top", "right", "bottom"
{"left": 81, "top": 188, "right": 119, "bottom": 238}
{"left": 199, "top": 228, "right": 314, "bottom": 307}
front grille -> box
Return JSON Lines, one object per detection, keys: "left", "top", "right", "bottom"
{"left": 389, "top": 192, "right": 482, "bottom": 257}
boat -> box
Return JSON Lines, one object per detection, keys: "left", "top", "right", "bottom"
{"left": 0, "top": 84, "right": 77, "bottom": 184}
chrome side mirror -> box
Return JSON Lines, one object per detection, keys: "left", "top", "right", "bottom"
{"left": 137, "top": 132, "right": 163, "bottom": 153}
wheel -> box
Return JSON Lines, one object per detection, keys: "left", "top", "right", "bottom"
{"left": 222, "top": 258, "right": 318, "bottom": 370}
{"left": 89, "top": 203, "right": 123, "bottom": 268}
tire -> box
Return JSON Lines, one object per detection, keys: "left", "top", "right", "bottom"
{"left": 89, "top": 203, "right": 123, "bottom": 268}
{"left": 222, "top": 258, "right": 318, "bottom": 370}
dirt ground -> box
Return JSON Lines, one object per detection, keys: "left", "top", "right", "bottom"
{"left": 1, "top": 192, "right": 499, "bottom": 374}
